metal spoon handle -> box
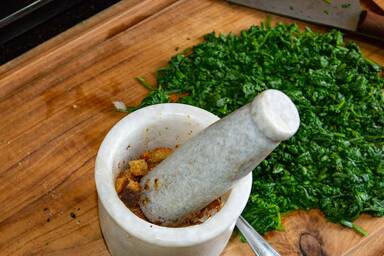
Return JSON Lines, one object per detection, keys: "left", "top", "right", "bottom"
{"left": 236, "top": 216, "right": 281, "bottom": 256}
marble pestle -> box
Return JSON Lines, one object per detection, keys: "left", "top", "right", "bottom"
{"left": 139, "top": 89, "right": 300, "bottom": 225}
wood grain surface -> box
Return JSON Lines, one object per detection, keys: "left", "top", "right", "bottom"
{"left": 373, "top": 0, "right": 384, "bottom": 11}
{"left": 0, "top": 0, "right": 383, "bottom": 255}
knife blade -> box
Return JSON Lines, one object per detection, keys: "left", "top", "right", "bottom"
{"left": 228, "top": 0, "right": 384, "bottom": 40}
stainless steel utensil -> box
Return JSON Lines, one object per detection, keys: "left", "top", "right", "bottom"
{"left": 236, "top": 215, "right": 280, "bottom": 256}
{"left": 228, "top": 0, "right": 384, "bottom": 40}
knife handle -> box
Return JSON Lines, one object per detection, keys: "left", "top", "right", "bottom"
{"left": 357, "top": 10, "right": 384, "bottom": 39}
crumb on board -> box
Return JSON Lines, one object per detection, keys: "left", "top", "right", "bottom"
{"left": 70, "top": 212, "right": 76, "bottom": 219}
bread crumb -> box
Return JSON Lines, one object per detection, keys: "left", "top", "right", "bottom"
{"left": 142, "top": 148, "right": 172, "bottom": 163}
{"left": 126, "top": 180, "right": 141, "bottom": 193}
{"left": 115, "top": 176, "right": 128, "bottom": 193}
{"left": 129, "top": 159, "right": 148, "bottom": 176}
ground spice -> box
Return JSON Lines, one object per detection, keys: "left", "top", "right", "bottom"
{"left": 115, "top": 147, "right": 223, "bottom": 227}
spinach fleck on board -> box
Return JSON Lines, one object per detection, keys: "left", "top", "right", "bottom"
{"left": 127, "top": 23, "right": 384, "bottom": 235}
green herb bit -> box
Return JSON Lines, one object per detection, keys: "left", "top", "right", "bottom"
{"left": 135, "top": 76, "right": 156, "bottom": 91}
{"left": 340, "top": 220, "right": 368, "bottom": 236}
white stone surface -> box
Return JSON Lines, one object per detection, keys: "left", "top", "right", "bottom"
{"left": 140, "top": 90, "right": 300, "bottom": 224}
{"left": 95, "top": 103, "right": 252, "bottom": 256}
{"left": 251, "top": 89, "right": 300, "bottom": 141}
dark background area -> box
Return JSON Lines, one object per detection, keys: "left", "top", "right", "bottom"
{"left": 0, "top": 0, "right": 120, "bottom": 65}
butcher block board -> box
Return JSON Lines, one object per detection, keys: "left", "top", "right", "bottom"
{"left": 0, "top": 0, "right": 383, "bottom": 255}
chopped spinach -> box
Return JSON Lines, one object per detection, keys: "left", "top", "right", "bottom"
{"left": 130, "top": 23, "right": 384, "bottom": 235}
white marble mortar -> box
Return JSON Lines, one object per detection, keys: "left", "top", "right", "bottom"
{"left": 95, "top": 103, "right": 253, "bottom": 256}
{"left": 141, "top": 90, "right": 300, "bottom": 225}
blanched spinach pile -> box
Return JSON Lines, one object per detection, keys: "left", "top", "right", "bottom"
{"left": 133, "top": 23, "right": 384, "bottom": 235}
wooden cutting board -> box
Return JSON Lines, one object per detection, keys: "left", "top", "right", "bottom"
{"left": 0, "top": 0, "right": 383, "bottom": 255}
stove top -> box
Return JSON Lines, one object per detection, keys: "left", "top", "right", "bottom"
{"left": 0, "top": 0, "right": 119, "bottom": 64}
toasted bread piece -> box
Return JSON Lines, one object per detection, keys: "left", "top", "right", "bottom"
{"left": 126, "top": 179, "right": 141, "bottom": 193}
{"left": 115, "top": 176, "right": 128, "bottom": 194}
{"left": 142, "top": 148, "right": 173, "bottom": 163}
{"left": 129, "top": 159, "right": 148, "bottom": 177}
